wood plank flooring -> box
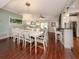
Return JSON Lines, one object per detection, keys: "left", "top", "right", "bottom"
{"left": 0, "top": 32, "right": 77, "bottom": 59}
{"left": 73, "top": 37, "right": 79, "bottom": 59}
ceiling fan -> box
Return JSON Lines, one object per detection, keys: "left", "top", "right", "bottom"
{"left": 40, "top": 15, "right": 44, "bottom": 18}
{"left": 25, "top": 2, "right": 30, "bottom": 7}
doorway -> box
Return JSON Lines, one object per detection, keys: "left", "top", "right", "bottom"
{"left": 72, "top": 22, "right": 77, "bottom": 37}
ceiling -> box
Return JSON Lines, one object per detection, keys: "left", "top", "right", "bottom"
{"left": 0, "top": 0, "right": 74, "bottom": 16}
{"left": 68, "top": 0, "right": 79, "bottom": 13}
{"left": 0, "top": 0, "right": 10, "bottom": 8}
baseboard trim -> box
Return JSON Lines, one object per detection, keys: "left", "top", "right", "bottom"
{"left": 0, "top": 33, "right": 10, "bottom": 40}
{"left": 0, "top": 37, "right": 10, "bottom": 43}
{"left": 0, "top": 36, "right": 10, "bottom": 40}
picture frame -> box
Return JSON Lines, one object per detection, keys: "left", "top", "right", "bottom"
{"left": 10, "top": 18, "right": 22, "bottom": 24}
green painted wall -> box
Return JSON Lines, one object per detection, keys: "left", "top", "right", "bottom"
{"left": 0, "top": 9, "right": 22, "bottom": 34}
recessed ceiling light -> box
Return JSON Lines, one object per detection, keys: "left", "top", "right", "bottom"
{"left": 40, "top": 15, "right": 44, "bottom": 18}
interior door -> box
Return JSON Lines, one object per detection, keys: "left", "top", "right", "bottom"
{"left": 72, "top": 22, "right": 77, "bottom": 37}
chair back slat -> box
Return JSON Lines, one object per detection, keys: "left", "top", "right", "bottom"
{"left": 40, "top": 28, "right": 48, "bottom": 42}
{"left": 23, "top": 31, "right": 30, "bottom": 40}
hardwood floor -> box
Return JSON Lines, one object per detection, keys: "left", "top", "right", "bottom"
{"left": 73, "top": 37, "right": 79, "bottom": 59}
{"left": 0, "top": 32, "right": 77, "bottom": 59}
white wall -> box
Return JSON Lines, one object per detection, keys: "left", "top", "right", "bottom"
{"left": 66, "top": 0, "right": 79, "bottom": 37}
{"left": 61, "top": 13, "right": 71, "bottom": 28}
{"left": 0, "top": 9, "right": 22, "bottom": 39}
{"left": 61, "top": 13, "right": 79, "bottom": 37}
{"left": 48, "top": 17, "right": 59, "bottom": 32}
{"left": 70, "top": 16, "right": 79, "bottom": 37}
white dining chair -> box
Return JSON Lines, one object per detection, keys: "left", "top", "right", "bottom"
{"left": 11, "top": 28, "right": 25, "bottom": 45}
{"left": 53, "top": 27, "right": 62, "bottom": 43}
{"left": 23, "top": 31, "right": 35, "bottom": 51}
{"left": 36, "top": 28, "right": 48, "bottom": 51}
{"left": 18, "top": 29, "right": 25, "bottom": 46}
{"left": 11, "top": 28, "right": 20, "bottom": 43}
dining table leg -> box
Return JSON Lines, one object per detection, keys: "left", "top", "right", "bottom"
{"left": 35, "top": 37, "right": 37, "bottom": 53}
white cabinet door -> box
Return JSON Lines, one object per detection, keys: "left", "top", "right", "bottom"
{"left": 64, "top": 29, "right": 73, "bottom": 49}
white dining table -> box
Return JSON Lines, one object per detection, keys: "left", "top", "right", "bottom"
{"left": 25, "top": 30, "right": 43, "bottom": 53}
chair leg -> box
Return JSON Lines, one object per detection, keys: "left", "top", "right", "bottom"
{"left": 45, "top": 41, "right": 48, "bottom": 48}
{"left": 23, "top": 40, "right": 25, "bottom": 47}
{"left": 43, "top": 42, "right": 46, "bottom": 51}
{"left": 30, "top": 43, "right": 32, "bottom": 52}
{"left": 17, "top": 38, "right": 20, "bottom": 44}
{"left": 13, "top": 37, "right": 15, "bottom": 42}
{"left": 25, "top": 41, "right": 26, "bottom": 47}
{"left": 55, "top": 38, "right": 57, "bottom": 43}
{"left": 45, "top": 42, "right": 47, "bottom": 48}
{"left": 55, "top": 34, "right": 57, "bottom": 43}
